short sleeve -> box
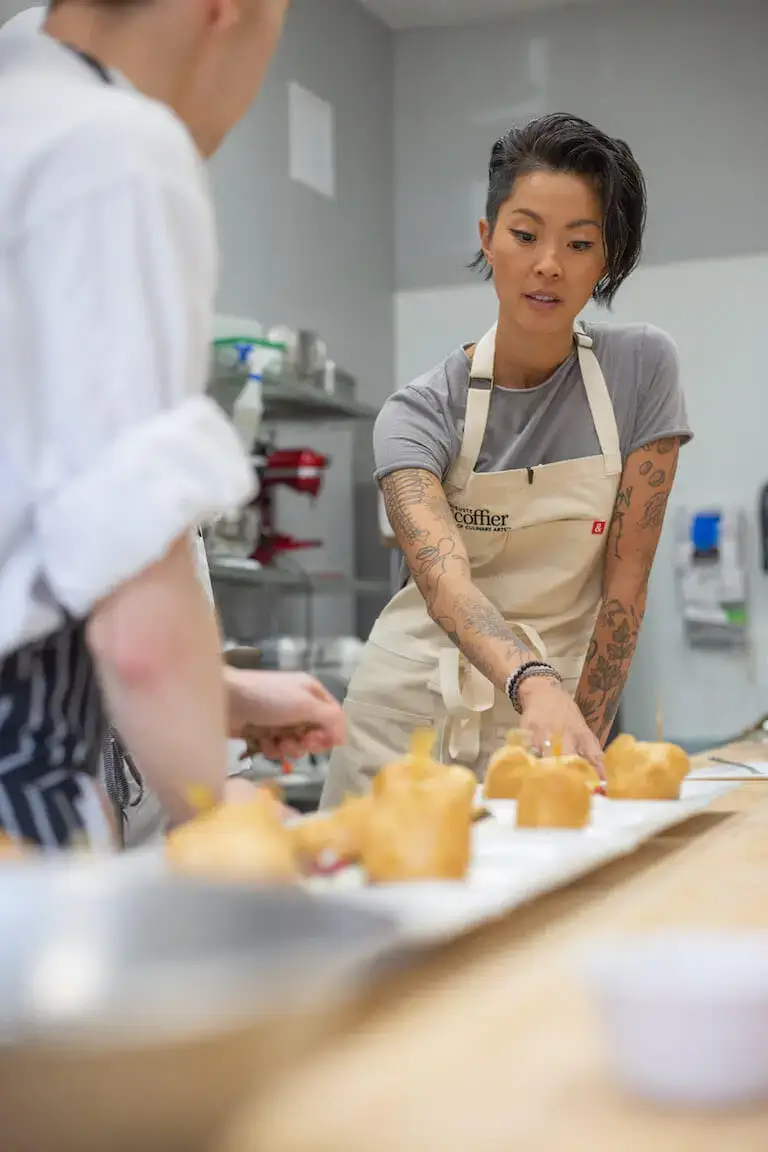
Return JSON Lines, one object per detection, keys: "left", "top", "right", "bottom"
{"left": 19, "top": 172, "right": 253, "bottom": 617}
{"left": 373, "top": 379, "right": 457, "bottom": 483}
{"left": 627, "top": 326, "right": 693, "bottom": 455}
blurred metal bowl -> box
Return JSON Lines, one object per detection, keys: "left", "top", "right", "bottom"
{"left": 0, "top": 863, "right": 396, "bottom": 1152}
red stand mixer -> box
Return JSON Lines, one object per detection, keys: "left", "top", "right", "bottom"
{"left": 250, "top": 443, "right": 330, "bottom": 566}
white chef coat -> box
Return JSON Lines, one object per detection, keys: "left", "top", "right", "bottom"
{"left": 0, "top": 20, "right": 253, "bottom": 661}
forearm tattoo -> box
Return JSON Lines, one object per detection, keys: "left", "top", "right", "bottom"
{"left": 379, "top": 470, "right": 531, "bottom": 688}
{"left": 575, "top": 596, "right": 644, "bottom": 743}
{"left": 576, "top": 436, "right": 681, "bottom": 742}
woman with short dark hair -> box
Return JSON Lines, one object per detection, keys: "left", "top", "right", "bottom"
{"left": 322, "top": 113, "right": 691, "bottom": 807}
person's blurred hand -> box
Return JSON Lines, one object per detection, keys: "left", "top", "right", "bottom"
{"left": 224, "top": 668, "right": 345, "bottom": 760}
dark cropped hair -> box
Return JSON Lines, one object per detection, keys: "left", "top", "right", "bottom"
{"left": 471, "top": 113, "right": 646, "bottom": 307}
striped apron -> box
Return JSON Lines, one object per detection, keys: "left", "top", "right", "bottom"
{"left": 0, "top": 620, "right": 109, "bottom": 848}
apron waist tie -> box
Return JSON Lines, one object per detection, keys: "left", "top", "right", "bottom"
{"left": 438, "top": 624, "right": 548, "bottom": 764}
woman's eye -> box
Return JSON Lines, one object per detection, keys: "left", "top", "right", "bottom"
{"left": 571, "top": 240, "right": 594, "bottom": 251}
{"left": 511, "top": 229, "right": 536, "bottom": 243}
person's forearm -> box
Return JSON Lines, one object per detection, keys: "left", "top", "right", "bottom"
{"left": 223, "top": 665, "right": 262, "bottom": 738}
{"left": 574, "top": 578, "right": 648, "bottom": 745}
{"left": 378, "top": 468, "right": 537, "bottom": 692}
{"left": 88, "top": 537, "right": 228, "bottom": 824}
{"left": 410, "top": 548, "right": 535, "bottom": 692}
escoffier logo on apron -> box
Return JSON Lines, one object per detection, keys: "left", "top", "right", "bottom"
{"left": 451, "top": 505, "right": 510, "bottom": 532}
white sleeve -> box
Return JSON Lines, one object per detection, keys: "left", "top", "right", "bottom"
{"left": 18, "top": 171, "right": 253, "bottom": 618}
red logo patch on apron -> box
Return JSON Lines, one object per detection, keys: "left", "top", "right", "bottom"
{"left": 591, "top": 520, "right": 607, "bottom": 535}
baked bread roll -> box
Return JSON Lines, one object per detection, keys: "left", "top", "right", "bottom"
{"left": 484, "top": 730, "right": 601, "bottom": 801}
{"left": 373, "top": 728, "right": 448, "bottom": 797}
{"left": 166, "top": 787, "right": 298, "bottom": 883}
{"left": 604, "top": 735, "right": 690, "bottom": 800}
{"left": 516, "top": 762, "right": 591, "bottom": 829}
{"left": 363, "top": 730, "right": 476, "bottom": 882}
{"left": 483, "top": 730, "right": 535, "bottom": 799}
{"left": 540, "top": 753, "right": 601, "bottom": 791}
{"left": 292, "top": 730, "right": 479, "bottom": 880}
{"left": 289, "top": 796, "right": 372, "bottom": 865}
{"left": 363, "top": 770, "right": 475, "bottom": 883}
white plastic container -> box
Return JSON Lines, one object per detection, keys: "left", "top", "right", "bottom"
{"left": 581, "top": 930, "right": 768, "bottom": 1108}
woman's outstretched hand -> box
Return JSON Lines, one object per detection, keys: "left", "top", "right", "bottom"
{"left": 517, "top": 677, "right": 605, "bottom": 775}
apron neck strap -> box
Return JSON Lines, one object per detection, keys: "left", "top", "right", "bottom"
{"left": 449, "top": 325, "right": 496, "bottom": 491}
{"left": 573, "top": 323, "right": 622, "bottom": 476}
{"left": 449, "top": 321, "right": 622, "bottom": 491}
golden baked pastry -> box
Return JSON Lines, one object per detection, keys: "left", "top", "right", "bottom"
{"left": 484, "top": 730, "right": 601, "bottom": 801}
{"left": 166, "top": 787, "right": 298, "bottom": 883}
{"left": 372, "top": 728, "right": 448, "bottom": 797}
{"left": 516, "top": 762, "right": 591, "bottom": 829}
{"left": 362, "top": 769, "right": 475, "bottom": 883}
{"left": 375, "top": 730, "right": 476, "bottom": 808}
{"left": 540, "top": 753, "right": 601, "bottom": 790}
{"left": 360, "top": 729, "right": 476, "bottom": 882}
{"left": 604, "top": 735, "right": 690, "bottom": 800}
{"left": 289, "top": 795, "right": 373, "bottom": 865}
{"left": 483, "top": 730, "right": 535, "bottom": 799}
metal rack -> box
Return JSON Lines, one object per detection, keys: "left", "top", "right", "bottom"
{"left": 209, "top": 355, "right": 378, "bottom": 425}
{"left": 261, "top": 367, "right": 378, "bottom": 423}
{"left": 206, "top": 347, "right": 389, "bottom": 658}
{"left": 209, "top": 556, "right": 390, "bottom": 597}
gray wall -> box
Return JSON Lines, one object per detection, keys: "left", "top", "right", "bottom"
{"left": 394, "top": 0, "right": 768, "bottom": 291}
{"left": 0, "top": 0, "right": 24, "bottom": 21}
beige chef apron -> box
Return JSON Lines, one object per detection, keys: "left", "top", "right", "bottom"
{"left": 320, "top": 322, "right": 622, "bottom": 809}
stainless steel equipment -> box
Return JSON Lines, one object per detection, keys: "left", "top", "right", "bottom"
{"left": 256, "top": 635, "right": 309, "bottom": 670}
{"left": 311, "top": 636, "right": 364, "bottom": 681}
{"left": 268, "top": 326, "right": 327, "bottom": 378}
{"left": 0, "top": 865, "right": 396, "bottom": 1152}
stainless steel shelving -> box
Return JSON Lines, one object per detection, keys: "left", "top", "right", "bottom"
{"left": 261, "top": 367, "right": 377, "bottom": 422}
{"left": 209, "top": 358, "right": 377, "bottom": 423}
{"left": 209, "top": 557, "right": 391, "bottom": 597}
{"left": 206, "top": 351, "right": 386, "bottom": 645}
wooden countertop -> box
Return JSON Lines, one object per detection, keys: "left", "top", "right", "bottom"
{"left": 219, "top": 743, "right": 768, "bottom": 1152}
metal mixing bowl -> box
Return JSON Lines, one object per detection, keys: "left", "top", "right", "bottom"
{"left": 0, "top": 863, "right": 396, "bottom": 1152}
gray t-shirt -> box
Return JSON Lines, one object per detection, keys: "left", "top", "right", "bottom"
{"left": 374, "top": 322, "right": 692, "bottom": 483}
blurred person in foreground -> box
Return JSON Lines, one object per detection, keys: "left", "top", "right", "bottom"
{"left": 0, "top": 0, "right": 344, "bottom": 850}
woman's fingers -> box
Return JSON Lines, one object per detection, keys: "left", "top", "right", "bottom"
{"left": 576, "top": 730, "right": 605, "bottom": 776}
{"left": 526, "top": 715, "right": 604, "bottom": 777}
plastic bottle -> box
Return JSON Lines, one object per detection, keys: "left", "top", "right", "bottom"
{"left": 231, "top": 338, "right": 284, "bottom": 451}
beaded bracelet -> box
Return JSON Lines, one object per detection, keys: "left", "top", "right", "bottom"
{"left": 505, "top": 661, "right": 563, "bottom": 714}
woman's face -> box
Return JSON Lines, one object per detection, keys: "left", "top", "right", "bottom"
{"left": 479, "top": 169, "right": 607, "bottom": 334}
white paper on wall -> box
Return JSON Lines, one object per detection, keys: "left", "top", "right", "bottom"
{"left": 288, "top": 81, "right": 335, "bottom": 200}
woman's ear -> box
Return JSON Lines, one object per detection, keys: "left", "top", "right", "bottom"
{"left": 478, "top": 218, "right": 492, "bottom": 267}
